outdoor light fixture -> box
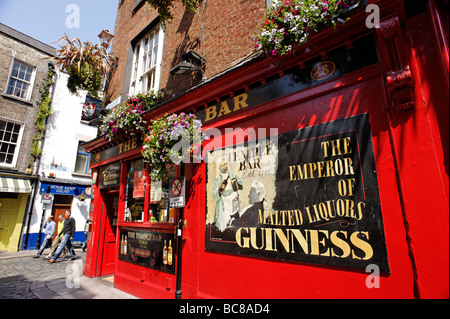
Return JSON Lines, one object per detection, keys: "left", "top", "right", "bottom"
{"left": 170, "top": 50, "right": 206, "bottom": 75}
{"left": 98, "top": 29, "right": 114, "bottom": 48}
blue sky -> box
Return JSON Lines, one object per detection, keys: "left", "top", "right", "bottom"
{"left": 0, "top": 0, "right": 118, "bottom": 49}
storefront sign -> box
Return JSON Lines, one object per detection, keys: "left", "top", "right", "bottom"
{"left": 39, "top": 182, "right": 88, "bottom": 196}
{"left": 118, "top": 228, "right": 176, "bottom": 273}
{"left": 91, "top": 137, "right": 142, "bottom": 165}
{"left": 205, "top": 114, "right": 389, "bottom": 273}
{"left": 100, "top": 162, "right": 121, "bottom": 189}
{"left": 196, "top": 35, "right": 378, "bottom": 124}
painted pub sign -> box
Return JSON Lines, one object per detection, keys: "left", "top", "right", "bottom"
{"left": 205, "top": 114, "right": 390, "bottom": 273}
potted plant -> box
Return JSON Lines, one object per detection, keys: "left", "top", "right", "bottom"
{"left": 141, "top": 113, "right": 207, "bottom": 181}
{"left": 99, "top": 91, "right": 162, "bottom": 141}
{"left": 53, "top": 34, "right": 117, "bottom": 98}
{"left": 255, "top": 0, "right": 362, "bottom": 57}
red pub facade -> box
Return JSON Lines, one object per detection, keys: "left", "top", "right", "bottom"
{"left": 83, "top": 0, "right": 449, "bottom": 299}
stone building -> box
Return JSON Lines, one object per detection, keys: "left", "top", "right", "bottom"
{"left": 0, "top": 23, "right": 55, "bottom": 252}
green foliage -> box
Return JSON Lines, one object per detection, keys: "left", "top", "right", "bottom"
{"left": 30, "top": 70, "right": 54, "bottom": 162}
{"left": 66, "top": 61, "right": 102, "bottom": 98}
{"left": 145, "top": 0, "right": 199, "bottom": 22}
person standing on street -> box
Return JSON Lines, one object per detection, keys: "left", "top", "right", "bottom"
{"left": 33, "top": 216, "right": 56, "bottom": 258}
{"left": 49, "top": 210, "right": 77, "bottom": 263}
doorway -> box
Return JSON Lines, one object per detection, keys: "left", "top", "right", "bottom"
{"left": 97, "top": 190, "right": 119, "bottom": 277}
{"left": 51, "top": 195, "right": 73, "bottom": 242}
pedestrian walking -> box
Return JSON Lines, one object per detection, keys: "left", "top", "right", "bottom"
{"left": 46, "top": 215, "right": 68, "bottom": 259}
{"left": 48, "top": 210, "right": 77, "bottom": 263}
{"left": 33, "top": 216, "right": 56, "bottom": 258}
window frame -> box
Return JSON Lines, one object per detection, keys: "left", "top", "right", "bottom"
{"left": 129, "top": 24, "right": 164, "bottom": 96}
{"left": 74, "top": 141, "right": 91, "bottom": 174}
{"left": 118, "top": 156, "right": 179, "bottom": 228}
{"left": 0, "top": 117, "right": 25, "bottom": 169}
{"left": 4, "top": 58, "right": 37, "bottom": 102}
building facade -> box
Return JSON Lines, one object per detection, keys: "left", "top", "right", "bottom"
{"left": 20, "top": 70, "right": 99, "bottom": 250}
{"left": 84, "top": 0, "right": 449, "bottom": 299}
{"left": 0, "top": 23, "right": 55, "bottom": 252}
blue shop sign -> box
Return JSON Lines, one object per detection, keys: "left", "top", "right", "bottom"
{"left": 40, "top": 182, "right": 88, "bottom": 196}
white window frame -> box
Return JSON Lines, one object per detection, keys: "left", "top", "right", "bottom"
{"left": 129, "top": 24, "right": 164, "bottom": 96}
{"left": 4, "top": 58, "right": 37, "bottom": 102}
{"left": 0, "top": 117, "right": 25, "bottom": 169}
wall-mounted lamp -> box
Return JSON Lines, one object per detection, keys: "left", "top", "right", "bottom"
{"left": 98, "top": 29, "right": 114, "bottom": 49}
{"left": 170, "top": 50, "right": 206, "bottom": 75}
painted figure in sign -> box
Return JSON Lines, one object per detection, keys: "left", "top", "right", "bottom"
{"left": 232, "top": 180, "right": 266, "bottom": 228}
{"left": 212, "top": 160, "right": 243, "bottom": 231}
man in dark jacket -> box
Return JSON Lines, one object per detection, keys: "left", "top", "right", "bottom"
{"left": 49, "top": 210, "right": 77, "bottom": 263}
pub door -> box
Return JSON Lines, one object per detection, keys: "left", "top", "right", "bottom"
{"left": 97, "top": 190, "right": 119, "bottom": 277}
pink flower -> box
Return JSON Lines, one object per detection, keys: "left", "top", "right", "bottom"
{"left": 272, "top": 49, "right": 277, "bottom": 56}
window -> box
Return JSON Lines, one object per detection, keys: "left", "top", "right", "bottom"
{"left": 124, "top": 158, "right": 147, "bottom": 222}
{"left": 74, "top": 142, "right": 90, "bottom": 174}
{"left": 129, "top": 25, "right": 164, "bottom": 96}
{"left": 148, "top": 165, "right": 178, "bottom": 224}
{"left": 5, "top": 59, "right": 36, "bottom": 101}
{"left": 0, "top": 118, "right": 24, "bottom": 168}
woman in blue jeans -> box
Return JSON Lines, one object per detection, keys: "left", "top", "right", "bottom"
{"left": 49, "top": 210, "right": 77, "bottom": 263}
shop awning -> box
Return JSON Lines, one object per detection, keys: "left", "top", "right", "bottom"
{"left": 0, "top": 177, "right": 32, "bottom": 193}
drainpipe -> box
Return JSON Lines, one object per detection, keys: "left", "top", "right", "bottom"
{"left": 22, "top": 64, "right": 57, "bottom": 250}
{"left": 174, "top": 165, "right": 185, "bottom": 299}
{"left": 174, "top": 207, "right": 184, "bottom": 299}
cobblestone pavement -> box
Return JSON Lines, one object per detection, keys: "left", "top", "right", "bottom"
{"left": 0, "top": 249, "right": 137, "bottom": 299}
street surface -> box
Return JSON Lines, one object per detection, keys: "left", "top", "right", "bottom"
{"left": 0, "top": 249, "right": 136, "bottom": 299}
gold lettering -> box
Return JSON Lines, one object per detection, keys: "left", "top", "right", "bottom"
{"left": 250, "top": 227, "right": 264, "bottom": 250}
{"left": 309, "top": 229, "right": 320, "bottom": 255}
{"left": 233, "top": 93, "right": 249, "bottom": 111}
{"left": 319, "top": 230, "right": 330, "bottom": 257}
{"left": 204, "top": 105, "right": 217, "bottom": 122}
{"left": 217, "top": 101, "right": 232, "bottom": 118}
{"left": 273, "top": 228, "right": 290, "bottom": 253}
{"left": 343, "top": 137, "right": 352, "bottom": 154}
{"left": 330, "top": 231, "right": 351, "bottom": 258}
{"left": 321, "top": 141, "right": 330, "bottom": 157}
{"left": 289, "top": 229, "right": 308, "bottom": 254}
{"left": 235, "top": 227, "right": 250, "bottom": 248}
{"left": 350, "top": 231, "right": 373, "bottom": 260}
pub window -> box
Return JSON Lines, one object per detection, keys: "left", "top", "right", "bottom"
{"left": 129, "top": 24, "right": 164, "bottom": 96}
{"left": 148, "top": 165, "right": 177, "bottom": 224}
{"left": 124, "top": 158, "right": 146, "bottom": 222}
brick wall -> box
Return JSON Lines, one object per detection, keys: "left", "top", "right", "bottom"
{"left": 0, "top": 30, "right": 54, "bottom": 174}
{"left": 106, "top": 0, "right": 266, "bottom": 104}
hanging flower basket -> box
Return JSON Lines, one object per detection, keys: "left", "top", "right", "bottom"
{"left": 100, "top": 91, "right": 162, "bottom": 141}
{"left": 77, "top": 194, "right": 87, "bottom": 202}
{"left": 53, "top": 34, "right": 117, "bottom": 98}
{"left": 141, "top": 113, "right": 208, "bottom": 181}
{"left": 255, "top": 0, "right": 362, "bottom": 57}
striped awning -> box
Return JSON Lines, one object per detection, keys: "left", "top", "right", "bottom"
{"left": 0, "top": 177, "right": 32, "bottom": 193}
